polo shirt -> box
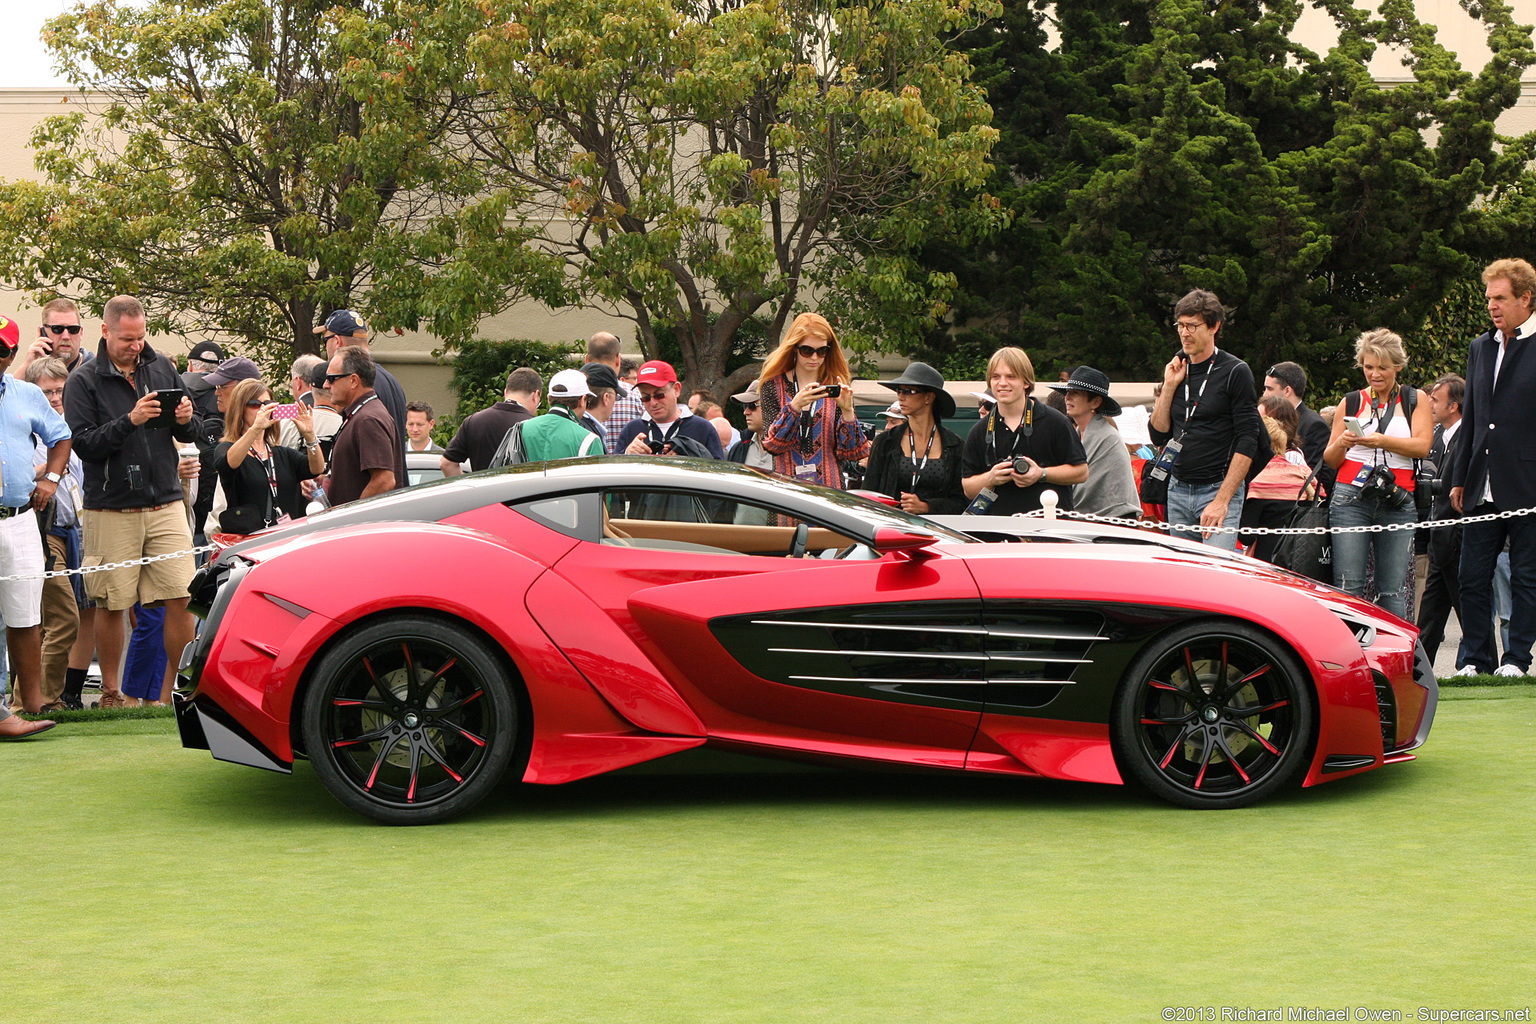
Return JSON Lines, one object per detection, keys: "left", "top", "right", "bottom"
{"left": 328, "top": 392, "right": 402, "bottom": 505}
{"left": 960, "top": 399, "right": 1086, "bottom": 516}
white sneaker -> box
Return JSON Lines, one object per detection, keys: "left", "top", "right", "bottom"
{"left": 1451, "top": 665, "right": 1480, "bottom": 677}
{"left": 1494, "top": 664, "right": 1525, "bottom": 678}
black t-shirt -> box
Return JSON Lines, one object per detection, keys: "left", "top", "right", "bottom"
{"left": 961, "top": 399, "right": 1087, "bottom": 515}
{"left": 214, "top": 440, "right": 318, "bottom": 526}
{"left": 1148, "top": 349, "right": 1263, "bottom": 486}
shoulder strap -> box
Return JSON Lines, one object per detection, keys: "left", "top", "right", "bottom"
{"left": 1345, "top": 390, "right": 1361, "bottom": 418}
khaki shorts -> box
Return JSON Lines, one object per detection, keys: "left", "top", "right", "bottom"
{"left": 82, "top": 505, "right": 197, "bottom": 611}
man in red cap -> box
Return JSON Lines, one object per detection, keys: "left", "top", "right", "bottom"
{"left": 614, "top": 360, "right": 725, "bottom": 459}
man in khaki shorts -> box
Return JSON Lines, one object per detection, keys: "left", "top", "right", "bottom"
{"left": 61, "top": 295, "right": 200, "bottom": 707}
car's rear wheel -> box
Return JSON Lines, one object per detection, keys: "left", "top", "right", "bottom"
{"left": 301, "top": 616, "right": 518, "bottom": 825}
{"left": 1110, "top": 621, "right": 1314, "bottom": 809}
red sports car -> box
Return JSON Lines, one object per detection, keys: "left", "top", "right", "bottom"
{"left": 175, "top": 458, "right": 1436, "bottom": 824}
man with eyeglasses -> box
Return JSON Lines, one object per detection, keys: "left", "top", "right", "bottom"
{"left": 323, "top": 346, "right": 402, "bottom": 506}
{"left": 315, "top": 310, "right": 409, "bottom": 496}
{"left": 616, "top": 361, "right": 725, "bottom": 459}
{"left": 1149, "top": 289, "right": 1267, "bottom": 550}
{"left": 14, "top": 298, "right": 93, "bottom": 379}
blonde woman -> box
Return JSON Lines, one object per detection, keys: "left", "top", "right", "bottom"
{"left": 757, "top": 313, "right": 869, "bottom": 488}
{"left": 215, "top": 379, "right": 326, "bottom": 535}
{"left": 1322, "top": 328, "right": 1432, "bottom": 617}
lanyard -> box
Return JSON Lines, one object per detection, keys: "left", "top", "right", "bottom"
{"left": 985, "top": 399, "right": 1034, "bottom": 461}
{"left": 1182, "top": 359, "right": 1215, "bottom": 424}
{"left": 344, "top": 393, "right": 379, "bottom": 421}
{"left": 907, "top": 424, "right": 937, "bottom": 492}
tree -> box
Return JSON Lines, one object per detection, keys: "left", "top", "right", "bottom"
{"left": 0, "top": 0, "right": 549, "bottom": 371}
{"left": 918, "top": 0, "right": 1536, "bottom": 396}
{"left": 435, "top": 0, "right": 1004, "bottom": 397}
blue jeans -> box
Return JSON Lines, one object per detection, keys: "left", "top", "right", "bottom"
{"left": 1330, "top": 482, "right": 1417, "bottom": 619}
{"left": 1494, "top": 549, "right": 1512, "bottom": 655}
{"left": 1167, "top": 478, "right": 1244, "bottom": 551}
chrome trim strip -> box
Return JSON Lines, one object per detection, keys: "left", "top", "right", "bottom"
{"left": 790, "top": 674, "right": 1072, "bottom": 687}
{"left": 789, "top": 675, "right": 987, "bottom": 686}
{"left": 769, "top": 647, "right": 1089, "bottom": 665}
{"left": 753, "top": 619, "right": 987, "bottom": 636}
{"left": 751, "top": 618, "right": 1110, "bottom": 642}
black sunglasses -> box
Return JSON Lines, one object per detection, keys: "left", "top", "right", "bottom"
{"left": 323, "top": 372, "right": 351, "bottom": 384}
{"left": 796, "top": 344, "right": 831, "bottom": 358}
{"left": 893, "top": 386, "right": 930, "bottom": 396}
{"left": 742, "top": 402, "right": 760, "bottom": 412}
{"left": 246, "top": 399, "right": 272, "bottom": 407}
{"left": 44, "top": 324, "right": 83, "bottom": 335}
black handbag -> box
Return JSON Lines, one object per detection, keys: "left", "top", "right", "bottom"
{"left": 1270, "top": 465, "right": 1332, "bottom": 582}
{"left": 1139, "top": 453, "right": 1169, "bottom": 505}
{"left": 219, "top": 489, "right": 272, "bottom": 536}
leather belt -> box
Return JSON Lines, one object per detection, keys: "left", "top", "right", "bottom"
{"left": 97, "top": 502, "right": 178, "bottom": 513}
{"left": 0, "top": 505, "right": 33, "bottom": 520}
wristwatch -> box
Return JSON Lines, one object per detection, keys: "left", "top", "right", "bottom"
{"left": 43, "top": 471, "right": 63, "bottom": 484}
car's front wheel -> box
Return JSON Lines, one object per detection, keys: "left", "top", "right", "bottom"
{"left": 1110, "top": 621, "right": 1315, "bottom": 809}
{"left": 301, "top": 616, "right": 519, "bottom": 824}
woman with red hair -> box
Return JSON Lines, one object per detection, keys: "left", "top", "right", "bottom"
{"left": 757, "top": 313, "right": 869, "bottom": 487}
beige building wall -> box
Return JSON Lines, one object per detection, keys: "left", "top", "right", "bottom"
{"left": 3, "top": 1, "right": 1533, "bottom": 404}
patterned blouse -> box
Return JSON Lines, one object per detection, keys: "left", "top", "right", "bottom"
{"left": 759, "top": 374, "right": 871, "bottom": 488}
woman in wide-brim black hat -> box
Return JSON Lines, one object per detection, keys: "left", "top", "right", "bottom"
{"left": 864, "top": 362, "right": 966, "bottom": 515}
{"left": 1049, "top": 365, "right": 1140, "bottom": 519}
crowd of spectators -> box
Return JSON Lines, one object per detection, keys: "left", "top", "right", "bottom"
{"left": 7, "top": 256, "right": 1536, "bottom": 738}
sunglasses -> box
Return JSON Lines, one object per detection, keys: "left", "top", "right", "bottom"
{"left": 638, "top": 390, "right": 669, "bottom": 402}
{"left": 797, "top": 344, "right": 831, "bottom": 359}
{"left": 893, "top": 386, "right": 930, "bottom": 396}
{"left": 44, "top": 324, "right": 83, "bottom": 335}
{"left": 246, "top": 399, "right": 272, "bottom": 407}
{"left": 323, "top": 372, "right": 351, "bottom": 384}
{"left": 742, "top": 402, "right": 759, "bottom": 412}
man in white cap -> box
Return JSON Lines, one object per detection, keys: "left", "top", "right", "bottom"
{"left": 493, "top": 369, "right": 603, "bottom": 465}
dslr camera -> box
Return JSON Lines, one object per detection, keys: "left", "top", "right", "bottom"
{"left": 1359, "top": 464, "right": 1411, "bottom": 510}
{"left": 1011, "top": 456, "right": 1035, "bottom": 476}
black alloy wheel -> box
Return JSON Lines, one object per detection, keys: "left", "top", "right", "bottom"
{"left": 1110, "top": 621, "right": 1315, "bottom": 809}
{"left": 301, "top": 616, "right": 519, "bottom": 825}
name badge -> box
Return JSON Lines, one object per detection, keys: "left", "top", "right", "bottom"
{"left": 1352, "top": 464, "right": 1374, "bottom": 487}
{"left": 793, "top": 462, "right": 819, "bottom": 480}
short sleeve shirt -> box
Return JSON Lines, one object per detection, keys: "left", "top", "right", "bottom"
{"left": 960, "top": 400, "right": 1087, "bottom": 515}
{"left": 328, "top": 393, "right": 402, "bottom": 505}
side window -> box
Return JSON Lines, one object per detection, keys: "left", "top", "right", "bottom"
{"left": 511, "top": 492, "right": 601, "bottom": 541}
{"left": 603, "top": 490, "right": 859, "bottom": 557}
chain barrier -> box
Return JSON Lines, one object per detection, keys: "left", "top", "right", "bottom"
{"left": 0, "top": 545, "right": 217, "bottom": 585}
{"left": 1018, "top": 503, "right": 1536, "bottom": 536}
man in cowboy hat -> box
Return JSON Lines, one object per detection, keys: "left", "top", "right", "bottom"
{"left": 1049, "top": 365, "right": 1141, "bottom": 520}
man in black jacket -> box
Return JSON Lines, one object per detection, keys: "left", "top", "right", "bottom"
{"left": 1449, "top": 259, "right": 1536, "bottom": 676}
{"left": 62, "top": 294, "right": 200, "bottom": 707}
{"left": 1263, "top": 360, "right": 1333, "bottom": 496}
{"left": 1417, "top": 374, "right": 1464, "bottom": 661}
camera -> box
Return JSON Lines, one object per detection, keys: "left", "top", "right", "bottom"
{"left": 1359, "top": 464, "right": 1411, "bottom": 510}
{"left": 1011, "top": 456, "right": 1035, "bottom": 476}
{"left": 646, "top": 437, "right": 667, "bottom": 454}
{"left": 823, "top": 384, "right": 842, "bottom": 398}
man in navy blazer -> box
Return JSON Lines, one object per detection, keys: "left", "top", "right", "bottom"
{"left": 1449, "top": 259, "right": 1536, "bottom": 676}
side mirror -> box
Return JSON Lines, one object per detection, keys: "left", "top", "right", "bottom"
{"left": 872, "top": 527, "right": 939, "bottom": 558}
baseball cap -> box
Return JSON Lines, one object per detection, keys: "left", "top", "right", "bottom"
{"left": 306, "top": 362, "right": 331, "bottom": 390}
{"left": 0, "top": 316, "right": 19, "bottom": 352}
{"left": 548, "top": 368, "right": 595, "bottom": 399}
{"left": 204, "top": 356, "right": 263, "bottom": 387}
{"left": 635, "top": 360, "right": 678, "bottom": 386}
{"left": 580, "top": 362, "right": 620, "bottom": 391}
{"left": 187, "top": 341, "right": 226, "bottom": 363}
{"left": 731, "top": 380, "right": 761, "bottom": 404}
{"left": 313, "top": 309, "right": 369, "bottom": 337}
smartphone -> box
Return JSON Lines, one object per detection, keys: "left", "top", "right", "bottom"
{"left": 145, "top": 388, "right": 186, "bottom": 430}
{"left": 1344, "top": 415, "right": 1365, "bottom": 436}
{"left": 823, "top": 383, "right": 842, "bottom": 398}
{"left": 269, "top": 403, "right": 302, "bottom": 420}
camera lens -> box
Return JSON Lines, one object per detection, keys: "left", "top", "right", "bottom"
{"left": 1012, "top": 457, "right": 1031, "bottom": 475}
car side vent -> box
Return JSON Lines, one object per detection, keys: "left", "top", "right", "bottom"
{"left": 1372, "top": 670, "right": 1398, "bottom": 751}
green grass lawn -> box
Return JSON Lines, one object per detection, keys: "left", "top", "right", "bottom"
{"left": 5, "top": 686, "right": 1533, "bottom": 1023}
